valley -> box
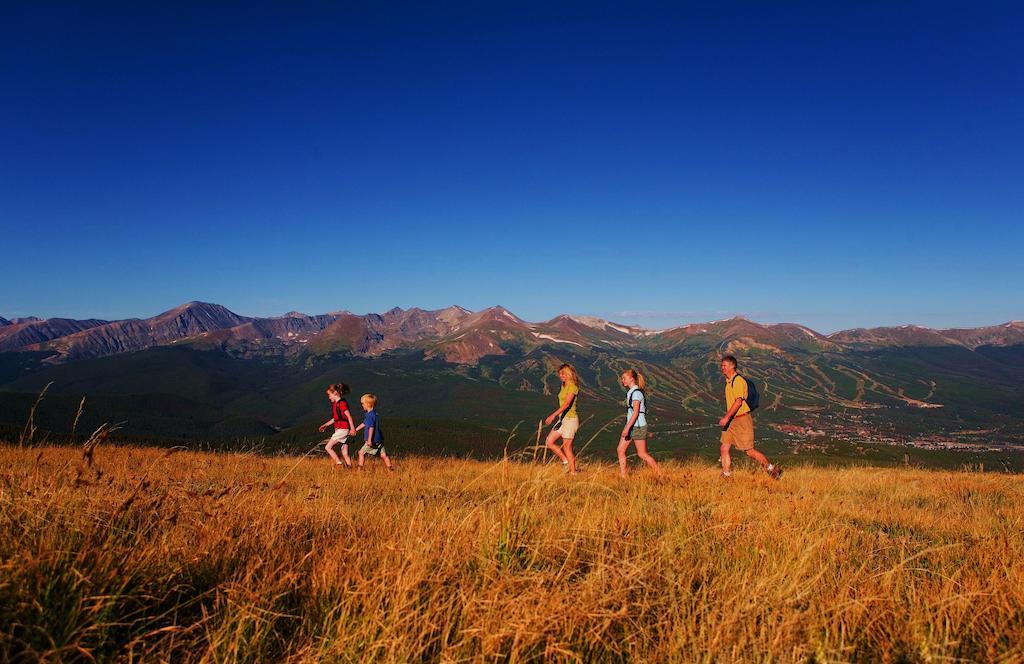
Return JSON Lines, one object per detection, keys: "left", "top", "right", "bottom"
{"left": 1, "top": 303, "right": 1022, "bottom": 467}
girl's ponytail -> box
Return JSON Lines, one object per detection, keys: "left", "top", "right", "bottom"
{"left": 625, "top": 369, "right": 646, "bottom": 390}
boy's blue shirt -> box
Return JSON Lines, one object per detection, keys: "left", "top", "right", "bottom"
{"left": 363, "top": 410, "right": 383, "bottom": 444}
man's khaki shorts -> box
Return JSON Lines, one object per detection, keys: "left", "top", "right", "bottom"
{"left": 720, "top": 414, "right": 755, "bottom": 450}
{"left": 556, "top": 416, "right": 579, "bottom": 440}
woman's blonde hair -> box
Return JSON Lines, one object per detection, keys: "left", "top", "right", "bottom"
{"left": 622, "top": 369, "right": 645, "bottom": 390}
{"left": 557, "top": 363, "right": 579, "bottom": 386}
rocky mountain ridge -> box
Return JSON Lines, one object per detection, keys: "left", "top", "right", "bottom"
{"left": 2, "top": 301, "right": 1022, "bottom": 365}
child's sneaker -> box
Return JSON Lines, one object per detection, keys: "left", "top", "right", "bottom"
{"left": 767, "top": 464, "right": 783, "bottom": 480}
{"left": 720, "top": 471, "right": 732, "bottom": 480}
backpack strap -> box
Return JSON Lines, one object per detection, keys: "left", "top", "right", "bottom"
{"left": 627, "top": 388, "right": 646, "bottom": 415}
{"left": 554, "top": 388, "right": 578, "bottom": 428}
{"left": 731, "top": 375, "right": 746, "bottom": 403}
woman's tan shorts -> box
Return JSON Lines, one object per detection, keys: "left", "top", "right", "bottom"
{"left": 556, "top": 416, "right": 579, "bottom": 440}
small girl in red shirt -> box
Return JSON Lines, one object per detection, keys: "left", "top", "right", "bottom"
{"left": 318, "top": 383, "right": 355, "bottom": 467}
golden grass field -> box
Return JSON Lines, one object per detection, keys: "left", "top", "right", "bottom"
{"left": 1, "top": 443, "right": 1022, "bottom": 663}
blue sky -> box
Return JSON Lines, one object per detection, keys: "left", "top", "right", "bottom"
{"left": 2, "top": 1, "right": 1021, "bottom": 333}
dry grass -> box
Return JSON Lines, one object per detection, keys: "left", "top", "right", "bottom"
{"left": 1, "top": 443, "right": 1022, "bottom": 663}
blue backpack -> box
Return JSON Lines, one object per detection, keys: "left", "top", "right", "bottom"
{"left": 735, "top": 374, "right": 759, "bottom": 412}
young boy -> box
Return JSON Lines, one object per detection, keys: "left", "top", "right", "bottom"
{"left": 353, "top": 393, "right": 394, "bottom": 471}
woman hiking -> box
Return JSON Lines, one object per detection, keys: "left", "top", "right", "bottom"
{"left": 617, "top": 369, "right": 664, "bottom": 479}
{"left": 543, "top": 363, "right": 581, "bottom": 474}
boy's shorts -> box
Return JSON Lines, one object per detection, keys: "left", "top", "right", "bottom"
{"left": 327, "top": 429, "right": 350, "bottom": 445}
{"left": 721, "top": 414, "right": 755, "bottom": 450}
{"left": 625, "top": 425, "right": 648, "bottom": 441}
{"left": 555, "top": 416, "right": 579, "bottom": 440}
{"left": 359, "top": 443, "right": 385, "bottom": 456}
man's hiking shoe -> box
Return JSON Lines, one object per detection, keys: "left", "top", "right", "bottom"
{"left": 767, "top": 464, "right": 783, "bottom": 480}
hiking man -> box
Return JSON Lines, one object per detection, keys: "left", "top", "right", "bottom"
{"left": 718, "top": 355, "right": 781, "bottom": 480}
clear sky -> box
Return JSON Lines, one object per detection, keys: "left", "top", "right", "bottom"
{"left": 2, "top": 1, "right": 1021, "bottom": 333}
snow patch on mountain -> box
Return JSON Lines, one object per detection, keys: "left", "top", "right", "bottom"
{"left": 532, "top": 332, "right": 584, "bottom": 347}
{"left": 566, "top": 315, "right": 606, "bottom": 328}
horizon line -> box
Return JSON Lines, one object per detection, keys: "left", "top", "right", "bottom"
{"left": 3, "top": 300, "right": 1021, "bottom": 338}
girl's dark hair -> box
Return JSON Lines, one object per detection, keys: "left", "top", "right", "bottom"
{"left": 328, "top": 383, "right": 351, "bottom": 396}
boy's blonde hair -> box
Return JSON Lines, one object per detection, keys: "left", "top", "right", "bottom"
{"left": 360, "top": 393, "right": 377, "bottom": 408}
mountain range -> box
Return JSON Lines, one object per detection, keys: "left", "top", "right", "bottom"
{"left": 1, "top": 302, "right": 1023, "bottom": 457}
{"left": 3, "top": 301, "right": 1023, "bottom": 363}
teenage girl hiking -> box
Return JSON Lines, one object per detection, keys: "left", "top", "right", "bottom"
{"left": 617, "top": 369, "right": 664, "bottom": 479}
{"left": 318, "top": 383, "right": 355, "bottom": 468}
{"left": 543, "top": 363, "right": 580, "bottom": 474}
